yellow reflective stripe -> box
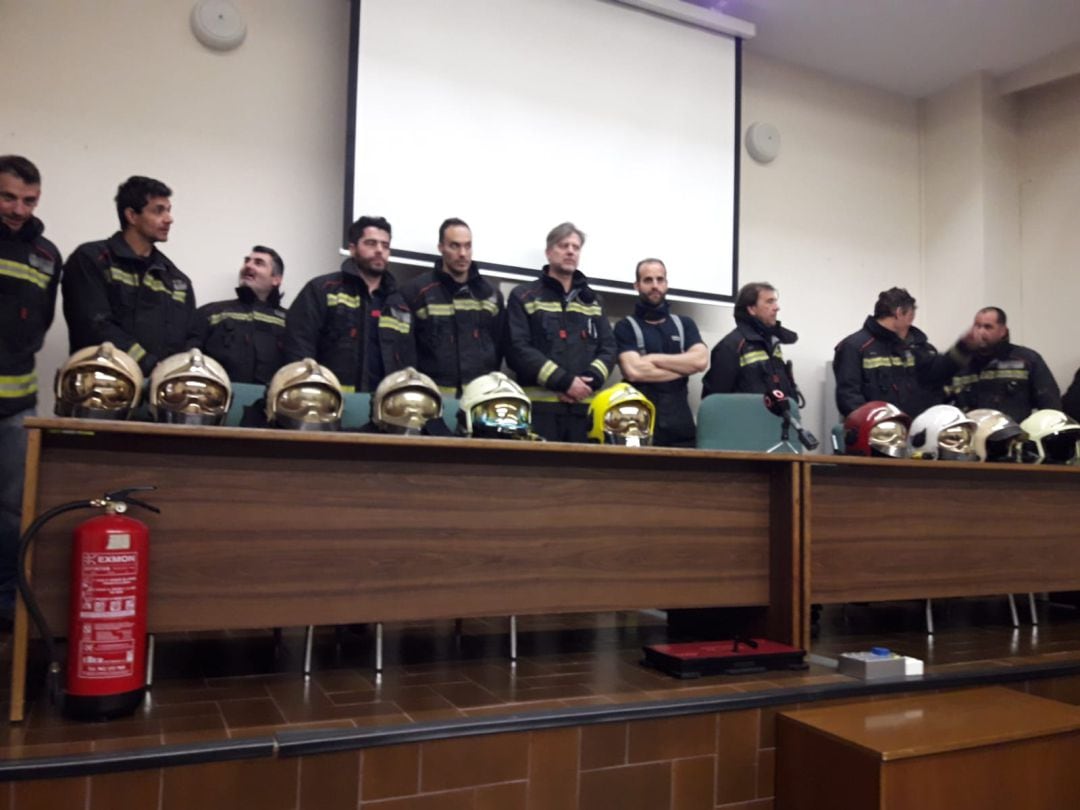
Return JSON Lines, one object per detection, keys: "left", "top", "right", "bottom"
{"left": 108, "top": 266, "right": 138, "bottom": 287}
{"left": 523, "top": 300, "right": 562, "bottom": 315}
{"left": 142, "top": 275, "right": 187, "bottom": 303}
{"left": 0, "top": 258, "right": 50, "bottom": 290}
{"left": 0, "top": 372, "right": 37, "bottom": 398}
{"left": 327, "top": 292, "right": 361, "bottom": 309}
{"left": 739, "top": 350, "right": 770, "bottom": 367}
{"left": 537, "top": 360, "right": 559, "bottom": 386}
{"left": 522, "top": 386, "right": 595, "bottom": 404}
{"left": 589, "top": 359, "right": 609, "bottom": 380}
{"left": 379, "top": 317, "right": 410, "bottom": 334}
{"left": 566, "top": 301, "right": 603, "bottom": 317}
{"left": 772, "top": 346, "right": 785, "bottom": 359}
{"left": 252, "top": 311, "right": 285, "bottom": 327}
{"left": 981, "top": 369, "right": 1028, "bottom": 381}
{"left": 128, "top": 343, "right": 146, "bottom": 362}
{"left": 862, "top": 356, "right": 914, "bottom": 369}
{"left": 453, "top": 299, "right": 500, "bottom": 315}
{"left": 414, "top": 303, "right": 454, "bottom": 319}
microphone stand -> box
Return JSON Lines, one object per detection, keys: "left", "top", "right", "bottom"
{"left": 767, "top": 403, "right": 820, "bottom": 454}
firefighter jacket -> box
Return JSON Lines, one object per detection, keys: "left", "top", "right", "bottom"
{"left": 62, "top": 232, "right": 195, "bottom": 376}
{"left": 946, "top": 340, "right": 1061, "bottom": 424}
{"left": 505, "top": 268, "right": 616, "bottom": 402}
{"left": 833, "top": 316, "right": 964, "bottom": 418}
{"left": 702, "top": 312, "right": 799, "bottom": 400}
{"left": 0, "top": 217, "right": 61, "bottom": 417}
{"left": 189, "top": 286, "right": 287, "bottom": 385}
{"left": 283, "top": 259, "right": 415, "bottom": 393}
{"left": 400, "top": 260, "right": 504, "bottom": 396}
{"left": 1063, "top": 367, "right": 1080, "bottom": 425}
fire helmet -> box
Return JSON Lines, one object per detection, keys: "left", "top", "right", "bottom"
{"left": 842, "top": 400, "right": 910, "bottom": 458}
{"left": 371, "top": 367, "right": 442, "bottom": 434}
{"left": 265, "top": 358, "right": 344, "bottom": 431}
{"left": 907, "top": 404, "right": 977, "bottom": 461}
{"left": 54, "top": 342, "right": 143, "bottom": 419}
{"left": 967, "top": 408, "right": 1025, "bottom": 462}
{"left": 459, "top": 372, "right": 531, "bottom": 439}
{"left": 1018, "top": 409, "right": 1080, "bottom": 465}
{"left": 587, "top": 383, "right": 655, "bottom": 447}
{"left": 149, "top": 349, "right": 232, "bottom": 425}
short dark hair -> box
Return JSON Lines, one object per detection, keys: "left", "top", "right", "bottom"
{"left": 438, "top": 218, "right": 470, "bottom": 244}
{"left": 115, "top": 176, "right": 171, "bottom": 230}
{"left": 735, "top": 282, "right": 776, "bottom": 312}
{"left": 0, "top": 155, "right": 41, "bottom": 185}
{"left": 873, "top": 287, "right": 916, "bottom": 318}
{"left": 634, "top": 258, "right": 666, "bottom": 282}
{"left": 348, "top": 216, "right": 392, "bottom": 244}
{"left": 252, "top": 245, "right": 284, "bottom": 277}
{"left": 978, "top": 306, "right": 1007, "bottom": 326}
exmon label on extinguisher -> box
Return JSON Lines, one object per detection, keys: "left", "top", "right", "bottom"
{"left": 75, "top": 548, "right": 140, "bottom": 679}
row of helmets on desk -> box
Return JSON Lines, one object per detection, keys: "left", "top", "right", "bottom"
{"left": 52, "top": 342, "right": 657, "bottom": 445}
{"left": 843, "top": 400, "right": 1080, "bottom": 464}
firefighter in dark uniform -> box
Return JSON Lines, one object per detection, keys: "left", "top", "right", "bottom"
{"left": 703, "top": 281, "right": 800, "bottom": 402}
{"left": 284, "top": 216, "right": 415, "bottom": 393}
{"left": 505, "top": 222, "right": 616, "bottom": 443}
{"left": 833, "top": 287, "right": 971, "bottom": 418}
{"left": 946, "top": 306, "right": 1060, "bottom": 424}
{"left": 62, "top": 176, "right": 195, "bottom": 377}
{"left": 0, "top": 155, "right": 62, "bottom": 620}
{"left": 400, "top": 218, "right": 504, "bottom": 397}
{"left": 189, "top": 245, "right": 287, "bottom": 385}
{"left": 615, "top": 258, "right": 707, "bottom": 447}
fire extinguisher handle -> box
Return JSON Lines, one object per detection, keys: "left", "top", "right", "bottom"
{"left": 104, "top": 486, "right": 161, "bottom": 514}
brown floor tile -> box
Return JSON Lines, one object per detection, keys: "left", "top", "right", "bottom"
{"left": 219, "top": 697, "right": 286, "bottom": 729}
{"left": 579, "top": 761, "right": 672, "bottom": 810}
{"left": 92, "top": 734, "right": 165, "bottom": 753}
{"left": 362, "top": 743, "right": 420, "bottom": 801}
{"left": 628, "top": 714, "right": 717, "bottom": 763}
{"left": 299, "top": 751, "right": 360, "bottom": 810}
{"left": 311, "top": 669, "right": 376, "bottom": 693}
{"left": 429, "top": 681, "right": 503, "bottom": 710}
{"left": 12, "top": 776, "right": 88, "bottom": 810}
{"left": 528, "top": 727, "right": 579, "bottom": 810}
{"left": 475, "top": 781, "right": 527, "bottom": 810}
{"left": 461, "top": 700, "right": 567, "bottom": 717}
{"left": 89, "top": 767, "right": 161, "bottom": 810}
{"left": 420, "top": 731, "right": 529, "bottom": 791}
{"left": 672, "top": 756, "right": 714, "bottom": 810}
{"left": 161, "top": 756, "right": 298, "bottom": 810}
{"left": 0, "top": 739, "right": 97, "bottom": 760}
{"left": 360, "top": 788, "right": 475, "bottom": 809}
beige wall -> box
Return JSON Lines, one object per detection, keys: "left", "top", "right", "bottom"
{"left": 0, "top": 0, "right": 350, "bottom": 413}
{"left": 1017, "top": 73, "right": 1080, "bottom": 393}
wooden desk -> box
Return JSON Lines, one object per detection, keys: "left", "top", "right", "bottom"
{"left": 776, "top": 687, "right": 1080, "bottom": 810}
{"left": 804, "top": 456, "right": 1080, "bottom": 612}
{"left": 11, "top": 418, "right": 800, "bottom": 721}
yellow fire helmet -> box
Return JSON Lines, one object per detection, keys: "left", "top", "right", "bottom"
{"left": 54, "top": 341, "right": 143, "bottom": 420}
{"left": 459, "top": 371, "right": 532, "bottom": 439}
{"left": 587, "top": 383, "right": 656, "bottom": 447}
{"left": 372, "top": 367, "right": 442, "bottom": 434}
{"left": 149, "top": 348, "right": 232, "bottom": 426}
{"left": 1018, "top": 409, "right": 1080, "bottom": 465}
{"left": 265, "top": 358, "right": 344, "bottom": 431}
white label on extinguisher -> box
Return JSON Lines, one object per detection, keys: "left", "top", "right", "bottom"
{"left": 76, "top": 550, "right": 139, "bottom": 680}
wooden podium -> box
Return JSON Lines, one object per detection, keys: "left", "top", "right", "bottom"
{"left": 776, "top": 687, "right": 1080, "bottom": 810}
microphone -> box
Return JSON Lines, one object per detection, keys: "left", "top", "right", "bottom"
{"left": 762, "top": 390, "right": 820, "bottom": 450}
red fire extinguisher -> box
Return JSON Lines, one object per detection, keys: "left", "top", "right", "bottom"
{"left": 16, "top": 487, "right": 159, "bottom": 721}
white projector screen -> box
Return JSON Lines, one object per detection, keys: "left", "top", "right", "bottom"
{"left": 346, "top": 0, "right": 741, "bottom": 302}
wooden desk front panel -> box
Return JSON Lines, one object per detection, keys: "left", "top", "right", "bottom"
{"left": 27, "top": 423, "right": 783, "bottom": 632}
{"left": 808, "top": 460, "right": 1080, "bottom": 603}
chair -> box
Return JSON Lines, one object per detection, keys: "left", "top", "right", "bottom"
{"left": 340, "top": 392, "right": 373, "bottom": 429}
{"left": 696, "top": 393, "right": 803, "bottom": 453}
{"left": 830, "top": 423, "right": 846, "bottom": 454}
{"left": 224, "top": 382, "right": 265, "bottom": 427}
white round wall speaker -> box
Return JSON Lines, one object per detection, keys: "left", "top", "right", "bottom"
{"left": 191, "top": 0, "right": 247, "bottom": 52}
{"left": 745, "top": 122, "right": 781, "bottom": 164}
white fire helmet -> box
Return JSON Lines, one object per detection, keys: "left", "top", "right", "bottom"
{"left": 459, "top": 371, "right": 531, "bottom": 439}
{"left": 907, "top": 404, "right": 977, "bottom": 461}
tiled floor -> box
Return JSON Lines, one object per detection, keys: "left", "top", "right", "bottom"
{"left": 2, "top": 598, "right": 1079, "bottom": 763}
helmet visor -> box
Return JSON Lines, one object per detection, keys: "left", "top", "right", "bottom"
{"left": 379, "top": 389, "right": 440, "bottom": 431}
{"left": 158, "top": 378, "right": 229, "bottom": 416}
{"left": 1041, "top": 430, "right": 1080, "bottom": 464}
{"left": 868, "top": 420, "right": 907, "bottom": 457}
{"left": 60, "top": 368, "right": 136, "bottom": 413}
{"left": 938, "top": 423, "right": 976, "bottom": 460}
{"left": 602, "top": 402, "right": 652, "bottom": 446}
{"left": 472, "top": 398, "right": 530, "bottom": 438}
{"left": 276, "top": 383, "right": 342, "bottom": 424}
